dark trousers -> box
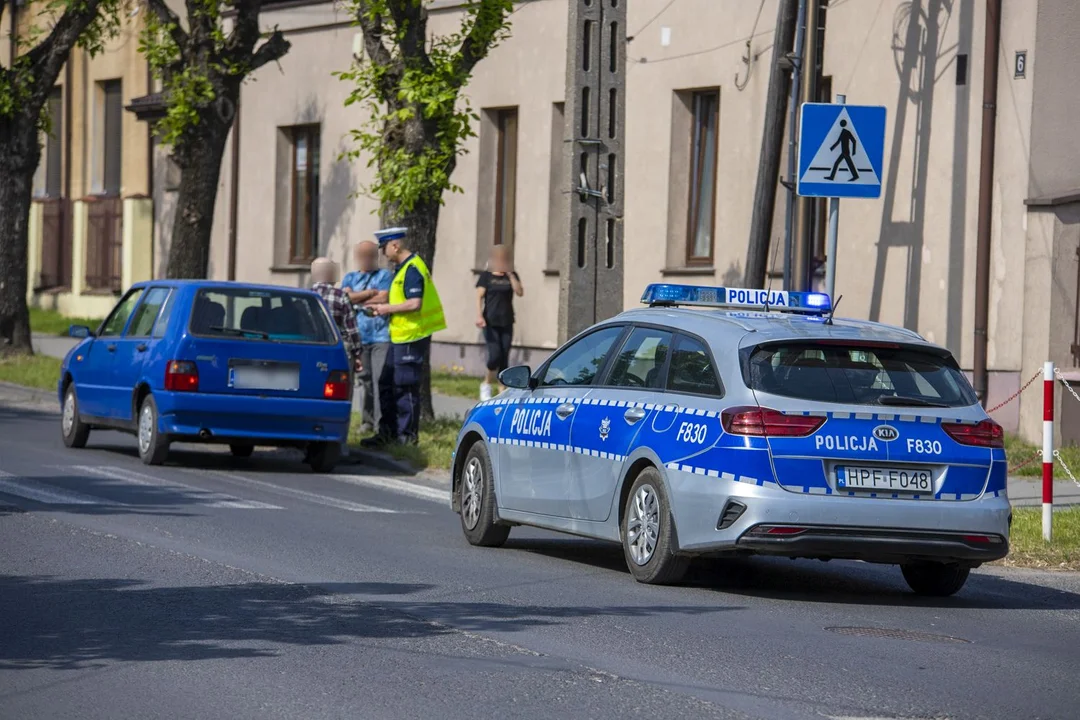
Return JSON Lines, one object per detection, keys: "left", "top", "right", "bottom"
{"left": 385, "top": 336, "right": 430, "bottom": 442}
{"left": 483, "top": 325, "right": 513, "bottom": 373}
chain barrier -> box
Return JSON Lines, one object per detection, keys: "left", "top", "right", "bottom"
{"left": 1055, "top": 368, "right": 1080, "bottom": 405}
{"left": 1007, "top": 449, "right": 1044, "bottom": 474}
{"left": 1053, "top": 451, "right": 1080, "bottom": 490}
{"left": 986, "top": 368, "right": 1043, "bottom": 414}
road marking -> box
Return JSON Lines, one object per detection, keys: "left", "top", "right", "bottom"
{"left": 331, "top": 474, "right": 450, "bottom": 505}
{"left": 0, "top": 471, "right": 112, "bottom": 506}
{"left": 70, "top": 465, "right": 283, "bottom": 510}
{"left": 182, "top": 469, "right": 399, "bottom": 514}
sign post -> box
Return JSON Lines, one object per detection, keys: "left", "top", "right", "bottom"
{"left": 797, "top": 100, "right": 886, "bottom": 299}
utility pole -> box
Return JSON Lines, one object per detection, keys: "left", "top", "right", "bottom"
{"left": 792, "top": 0, "right": 820, "bottom": 292}
{"left": 745, "top": 0, "right": 799, "bottom": 289}
{"left": 557, "top": 0, "right": 627, "bottom": 344}
{"left": 782, "top": 0, "right": 808, "bottom": 291}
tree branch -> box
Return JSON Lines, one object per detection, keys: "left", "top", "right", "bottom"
{"left": 249, "top": 30, "right": 291, "bottom": 71}
{"left": 354, "top": 2, "right": 395, "bottom": 69}
{"left": 26, "top": 0, "right": 105, "bottom": 105}
{"left": 452, "top": 0, "right": 512, "bottom": 83}
{"left": 145, "top": 0, "right": 190, "bottom": 50}
{"left": 387, "top": 0, "right": 430, "bottom": 70}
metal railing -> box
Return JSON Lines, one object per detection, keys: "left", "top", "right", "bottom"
{"left": 84, "top": 196, "right": 123, "bottom": 292}
{"left": 35, "top": 197, "right": 72, "bottom": 289}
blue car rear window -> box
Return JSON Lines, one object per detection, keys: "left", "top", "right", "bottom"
{"left": 189, "top": 288, "right": 336, "bottom": 344}
{"left": 744, "top": 342, "right": 978, "bottom": 408}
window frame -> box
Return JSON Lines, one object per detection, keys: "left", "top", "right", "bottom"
{"left": 493, "top": 107, "right": 519, "bottom": 248}
{"left": 287, "top": 124, "right": 321, "bottom": 265}
{"left": 536, "top": 324, "right": 629, "bottom": 389}
{"left": 685, "top": 89, "right": 720, "bottom": 266}
{"left": 590, "top": 323, "right": 724, "bottom": 399}
{"left": 151, "top": 289, "right": 178, "bottom": 339}
{"left": 665, "top": 331, "right": 726, "bottom": 399}
{"left": 124, "top": 287, "right": 173, "bottom": 338}
{"left": 602, "top": 326, "right": 675, "bottom": 391}
{"left": 99, "top": 287, "right": 145, "bottom": 338}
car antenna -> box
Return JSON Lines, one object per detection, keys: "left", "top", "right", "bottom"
{"left": 826, "top": 294, "right": 843, "bottom": 325}
{"left": 762, "top": 240, "right": 781, "bottom": 314}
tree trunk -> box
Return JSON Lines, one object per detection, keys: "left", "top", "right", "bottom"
{"left": 166, "top": 111, "right": 232, "bottom": 279}
{"left": 0, "top": 117, "right": 41, "bottom": 355}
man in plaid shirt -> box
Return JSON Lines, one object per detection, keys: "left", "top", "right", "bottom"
{"left": 311, "top": 257, "right": 363, "bottom": 368}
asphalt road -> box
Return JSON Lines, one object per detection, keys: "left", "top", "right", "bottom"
{"left": 1, "top": 402, "right": 1079, "bottom": 720}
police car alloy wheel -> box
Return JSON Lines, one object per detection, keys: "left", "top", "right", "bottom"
{"left": 61, "top": 385, "right": 90, "bottom": 449}
{"left": 620, "top": 468, "right": 689, "bottom": 585}
{"left": 900, "top": 562, "right": 971, "bottom": 597}
{"left": 459, "top": 442, "right": 510, "bottom": 548}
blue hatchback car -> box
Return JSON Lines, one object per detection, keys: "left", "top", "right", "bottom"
{"left": 58, "top": 280, "right": 354, "bottom": 472}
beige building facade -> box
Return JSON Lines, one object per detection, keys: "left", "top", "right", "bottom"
{"left": 7, "top": 4, "right": 155, "bottom": 318}
{"left": 142, "top": 0, "right": 1079, "bottom": 444}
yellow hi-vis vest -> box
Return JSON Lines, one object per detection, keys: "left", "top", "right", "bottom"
{"left": 388, "top": 254, "right": 447, "bottom": 344}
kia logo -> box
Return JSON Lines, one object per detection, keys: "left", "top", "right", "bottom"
{"left": 873, "top": 425, "right": 899, "bottom": 442}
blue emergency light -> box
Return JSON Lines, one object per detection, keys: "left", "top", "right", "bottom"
{"left": 640, "top": 284, "right": 832, "bottom": 314}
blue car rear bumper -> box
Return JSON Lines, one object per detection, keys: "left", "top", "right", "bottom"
{"left": 155, "top": 391, "right": 351, "bottom": 444}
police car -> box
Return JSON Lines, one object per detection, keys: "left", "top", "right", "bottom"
{"left": 450, "top": 284, "right": 1010, "bottom": 596}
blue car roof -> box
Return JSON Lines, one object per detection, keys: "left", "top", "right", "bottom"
{"left": 131, "top": 279, "right": 320, "bottom": 296}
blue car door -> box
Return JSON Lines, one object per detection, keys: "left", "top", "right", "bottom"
{"left": 568, "top": 326, "right": 672, "bottom": 522}
{"left": 108, "top": 287, "right": 173, "bottom": 422}
{"left": 497, "top": 325, "right": 626, "bottom": 517}
{"left": 77, "top": 288, "right": 144, "bottom": 418}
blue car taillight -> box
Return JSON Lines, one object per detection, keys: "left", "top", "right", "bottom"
{"left": 165, "top": 361, "right": 199, "bottom": 392}
{"left": 323, "top": 371, "right": 350, "bottom": 401}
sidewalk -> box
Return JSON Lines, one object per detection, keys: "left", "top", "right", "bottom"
{"left": 1006, "top": 477, "right": 1080, "bottom": 507}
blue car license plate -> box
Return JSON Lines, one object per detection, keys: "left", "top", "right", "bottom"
{"left": 837, "top": 465, "right": 932, "bottom": 493}
{"left": 228, "top": 363, "right": 300, "bottom": 391}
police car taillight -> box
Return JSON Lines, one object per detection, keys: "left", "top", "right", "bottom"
{"left": 941, "top": 419, "right": 1004, "bottom": 448}
{"left": 721, "top": 406, "right": 824, "bottom": 437}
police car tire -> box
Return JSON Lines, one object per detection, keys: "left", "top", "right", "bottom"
{"left": 459, "top": 442, "right": 510, "bottom": 548}
{"left": 900, "top": 562, "right": 970, "bottom": 597}
{"left": 621, "top": 469, "right": 689, "bottom": 585}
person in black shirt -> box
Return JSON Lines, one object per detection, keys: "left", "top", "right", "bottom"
{"left": 475, "top": 245, "right": 523, "bottom": 400}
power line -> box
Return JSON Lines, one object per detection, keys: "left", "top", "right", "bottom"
{"left": 630, "top": 27, "right": 776, "bottom": 65}
{"left": 627, "top": 0, "right": 678, "bottom": 43}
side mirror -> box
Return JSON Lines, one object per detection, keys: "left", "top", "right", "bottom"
{"left": 499, "top": 365, "right": 533, "bottom": 390}
{"left": 69, "top": 325, "right": 93, "bottom": 339}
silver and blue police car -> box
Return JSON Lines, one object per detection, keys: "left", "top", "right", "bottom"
{"left": 450, "top": 284, "right": 1009, "bottom": 596}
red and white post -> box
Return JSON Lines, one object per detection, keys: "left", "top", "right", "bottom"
{"left": 1043, "top": 361, "right": 1055, "bottom": 541}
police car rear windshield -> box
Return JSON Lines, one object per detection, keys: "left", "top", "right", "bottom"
{"left": 743, "top": 342, "right": 978, "bottom": 408}
{"left": 189, "top": 288, "right": 337, "bottom": 344}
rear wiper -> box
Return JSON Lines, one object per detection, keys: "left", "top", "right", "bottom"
{"left": 877, "top": 395, "right": 948, "bottom": 408}
{"left": 209, "top": 325, "right": 269, "bottom": 340}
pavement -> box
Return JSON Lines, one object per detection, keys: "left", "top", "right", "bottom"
{"left": 1, "top": 394, "right": 1080, "bottom": 719}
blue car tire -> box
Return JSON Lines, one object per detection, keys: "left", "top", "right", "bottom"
{"left": 137, "top": 395, "right": 170, "bottom": 466}
{"left": 61, "top": 384, "right": 90, "bottom": 449}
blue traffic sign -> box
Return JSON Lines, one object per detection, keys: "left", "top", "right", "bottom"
{"left": 797, "top": 103, "right": 886, "bottom": 199}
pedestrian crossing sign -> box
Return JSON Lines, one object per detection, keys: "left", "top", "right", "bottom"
{"left": 797, "top": 103, "right": 886, "bottom": 199}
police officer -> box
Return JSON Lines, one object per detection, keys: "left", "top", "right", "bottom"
{"left": 366, "top": 227, "right": 447, "bottom": 446}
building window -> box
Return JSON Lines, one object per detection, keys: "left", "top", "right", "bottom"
{"left": 92, "top": 79, "right": 123, "bottom": 196}
{"left": 33, "top": 87, "right": 63, "bottom": 198}
{"left": 287, "top": 124, "right": 320, "bottom": 264}
{"left": 686, "top": 89, "right": 719, "bottom": 264}
{"left": 494, "top": 108, "right": 518, "bottom": 247}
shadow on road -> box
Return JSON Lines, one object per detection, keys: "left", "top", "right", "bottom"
{"left": 509, "top": 537, "right": 1080, "bottom": 611}
{"left": 0, "top": 575, "right": 740, "bottom": 670}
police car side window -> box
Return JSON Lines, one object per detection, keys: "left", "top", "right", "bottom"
{"left": 608, "top": 328, "right": 672, "bottom": 389}
{"left": 540, "top": 326, "right": 624, "bottom": 387}
{"left": 667, "top": 334, "right": 723, "bottom": 397}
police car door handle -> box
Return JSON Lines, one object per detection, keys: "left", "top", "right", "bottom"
{"left": 624, "top": 407, "right": 647, "bottom": 424}
{"left": 556, "top": 403, "right": 575, "bottom": 419}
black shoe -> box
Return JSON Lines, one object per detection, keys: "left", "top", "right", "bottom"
{"left": 360, "top": 434, "right": 393, "bottom": 449}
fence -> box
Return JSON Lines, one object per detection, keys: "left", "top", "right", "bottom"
{"left": 84, "top": 196, "right": 123, "bottom": 293}
{"left": 36, "top": 198, "right": 72, "bottom": 289}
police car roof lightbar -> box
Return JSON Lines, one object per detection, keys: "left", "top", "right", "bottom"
{"left": 640, "top": 284, "right": 832, "bottom": 314}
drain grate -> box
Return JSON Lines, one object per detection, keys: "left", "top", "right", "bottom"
{"left": 825, "top": 626, "right": 970, "bottom": 644}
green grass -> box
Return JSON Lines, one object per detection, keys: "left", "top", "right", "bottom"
{"left": 0, "top": 353, "right": 62, "bottom": 391}
{"left": 348, "top": 414, "right": 460, "bottom": 472}
{"left": 29, "top": 307, "right": 102, "bottom": 337}
{"left": 1001, "top": 507, "right": 1080, "bottom": 570}
{"left": 430, "top": 369, "right": 484, "bottom": 400}
{"left": 1005, "top": 433, "right": 1080, "bottom": 477}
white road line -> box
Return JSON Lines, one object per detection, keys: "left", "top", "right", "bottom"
{"left": 182, "top": 469, "right": 399, "bottom": 514}
{"left": 70, "top": 465, "right": 283, "bottom": 510}
{"left": 331, "top": 474, "right": 450, "bottom": 505}
{"left": 0, "top": 471, "right": 110, "bottom": 506}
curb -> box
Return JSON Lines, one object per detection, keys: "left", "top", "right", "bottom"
{"left": 0, "top": 381, "right": 56, "bottom": 407}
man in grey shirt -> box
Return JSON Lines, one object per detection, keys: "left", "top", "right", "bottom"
{"left": 341, "top": 241, "right": 393, "bottom": 436}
